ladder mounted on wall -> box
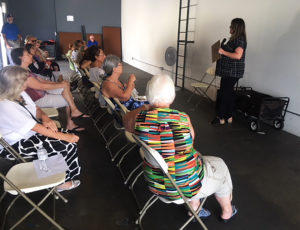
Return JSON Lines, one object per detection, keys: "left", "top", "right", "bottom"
{"left": 175, "top": 0, "right": 197, "bottom": 89}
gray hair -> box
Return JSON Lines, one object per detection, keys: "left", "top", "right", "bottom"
{"left": 103, "top": 54, "right": 121, "bottom": 76}
{"left": 146, "top": 74, "right": 175, "bottom": 105}
{"left": 0, "top": 66, "right": 28, "bottom": 101}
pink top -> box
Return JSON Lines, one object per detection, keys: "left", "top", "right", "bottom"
{"left": 25, "top": 73, "right": 46, "bottom": 101}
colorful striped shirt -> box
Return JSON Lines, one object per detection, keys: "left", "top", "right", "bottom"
{"left": 135, "top": 108, "right": 204, "bottom": 201}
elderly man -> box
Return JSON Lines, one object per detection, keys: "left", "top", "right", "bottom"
{"left": 1, "top": 13, "right": 22, "bottom": 64}
{"left": 87, "top": 35, "right": 98, "bottom": 47}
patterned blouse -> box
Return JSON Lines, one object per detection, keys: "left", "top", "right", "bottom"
{"left": 135, "top": 108, "right": 204, "bottom": 201}
{"left": 216, "top": 36, "right": 247, "bottom": 78}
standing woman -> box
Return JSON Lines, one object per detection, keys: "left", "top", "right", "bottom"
{"left": 212, "top": 18, "right": 247, "bottom": 125}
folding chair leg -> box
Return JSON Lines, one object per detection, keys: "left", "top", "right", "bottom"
{"left": 0, "top": 174, "right": 64, "bottom": 230}
{"left": 136, "top": 195, "right": 159, "bottom": 229}
{"left": 187, "top": 88, "right": 197, "bottom": 103}
{"left": 111, "top": 142, "right": 130, "bottom": 162}
{"left": 123, "top": 161, "right": 142, "bottom": 185}
{"left": 10, "top": 187, "right": 63, "bottom": 230}
{"left": 179, "top": 197, "right": 208, "bottom": 230}
{"left": 129, "top": 170, "right": 144, "bottom": 209}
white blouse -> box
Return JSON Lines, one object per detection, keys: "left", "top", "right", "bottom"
{"left": 0, "top": 92, "right": 37, "bottom": 148}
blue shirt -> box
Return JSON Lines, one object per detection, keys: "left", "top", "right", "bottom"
{"left": 87, "top": 40, "right": 98, "bottom": 47}
{"left": 1, "top": 23, "right": 19, "bottom": 40}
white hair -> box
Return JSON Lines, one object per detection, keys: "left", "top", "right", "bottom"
{"left": 146, "top": 74, "right": 175, "bottom": 105}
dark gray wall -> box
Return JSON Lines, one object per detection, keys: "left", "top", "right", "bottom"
{"left": 6, "top": 0, "right": 56, "bottom": 41}
{"left": 5, "top": 0, "right": 121, "bottom": 40}
{"left": 55, "top": 0, "right": 121, "bottom": 33}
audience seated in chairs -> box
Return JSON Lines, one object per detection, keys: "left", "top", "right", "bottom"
{"left": 123, "top": 74, "right": 238, "bottom": 222}
{"left": 71, "top": 40, "right": 85, "bottom": 65}
{"left": 80, "top": 46, "right": 106, "bottom": 83}
{"left": 11, "top": 47, "right": 89, "bottom": 133}
{"left": 0, "top": 66, "right": 81, "bottom": 191}
{"left": 101, "top": 55, "right": 147, "bottom": 111}
{"left": 25, "top": 43, "right": 54, "bottom": 80}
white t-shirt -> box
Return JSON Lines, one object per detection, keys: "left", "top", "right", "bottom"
{"left": 0, "top": 92, "right": 37, "bottom": 149}
{"left": 89, "top": 67, "right": 105, "bottom": 83}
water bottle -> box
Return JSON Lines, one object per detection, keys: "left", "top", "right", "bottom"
{"left": 37, "top": 145, "right": 49, "bottom": 172}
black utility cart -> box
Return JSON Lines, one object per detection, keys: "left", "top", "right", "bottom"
{"left": 234, "top": 87, "right": 289, "bottom": 132}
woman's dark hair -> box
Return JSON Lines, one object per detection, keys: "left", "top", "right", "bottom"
{"left": 11, "top": 47, "right": 25, "bottom": 65}
{"left": 230, "top": 18, "right": 246, "bottom": 42}
{"left": 24, "top": 44, "right": 34, "bottom": 54}
{"left": 87, "top": 45, "right": 101, "bottom": 62}
{"left": 73, "top": 40, "right": 83, "bottom": 50}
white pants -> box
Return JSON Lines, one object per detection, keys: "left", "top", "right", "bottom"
{"left": 35, "top": 88, "right": 68, "bottom": 108}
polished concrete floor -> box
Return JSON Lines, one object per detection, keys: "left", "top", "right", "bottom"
{"left": 1, "top": 61, "right": 300, "bottom": 230}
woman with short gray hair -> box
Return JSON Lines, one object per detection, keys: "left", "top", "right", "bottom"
{"left": 124, "top": 74, "right": 237, "bottom": 222}
{"left": 0, "top": 66, "right": 81, "bottom": 192}
{"left": 101, "top": 54, "right": 147, "bottom": 110}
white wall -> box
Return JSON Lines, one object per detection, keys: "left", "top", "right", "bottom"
{"left": 122, "top": 0, "right": 300, "bottom": 136}
{"left": 122, "top": 0, "right": 179, "bottom": 75}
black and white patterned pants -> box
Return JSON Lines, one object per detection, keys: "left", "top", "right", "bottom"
{"left": 0, "top": 129, "right": 81, "bottom": 182}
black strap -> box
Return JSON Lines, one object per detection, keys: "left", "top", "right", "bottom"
{"left": 15, "top": 97, "right": 42, "bottom": 124}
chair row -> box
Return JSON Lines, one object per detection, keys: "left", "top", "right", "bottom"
{"left": 77, "top": 80, "right": 209, "bottom": 230}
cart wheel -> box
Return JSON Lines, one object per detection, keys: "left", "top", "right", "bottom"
{"left": 273, "top": 119, "right": 284, "bottom": 130}
{"left": 249, "top": 120, "right": 258, "bottom": 132}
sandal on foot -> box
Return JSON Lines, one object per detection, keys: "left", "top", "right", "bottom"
{"left": 191, "top": 208, "right": 211, "bottom": 221}
{"left": 227, "top": 117, "right": 233, "bottom": 124}
{"left": 71, "top": 113, "right": 90, "bottom": 121}
{"left": 56, "top": 180, "right": 81, "bottom": 192}
{"left": 69, "top": 126, "right": 85, "bottom": 133}
{"left": 211, "top": 117, "right": 225, "bottom": 125}
{"left": 220, "top": 205, "right": 238, "bottom": 223}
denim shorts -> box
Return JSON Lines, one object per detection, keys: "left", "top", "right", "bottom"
{"left": 192, "top": 156, "right": 233, "bottom": 199}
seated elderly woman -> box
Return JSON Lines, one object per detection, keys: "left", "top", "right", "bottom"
{"left": 101, "top": 55, "right": 147, "bottom": 110}
{"left": 123, "top": 74, "right": 237, "bottom": 221}
{"left": 80, "top": 46, "right": 106, "bottom": 83}
{"left": 11, "top": 47, "right": 89, "bottom": 133}
{"left": 0, "top": 66, "right": 81, "bottom": 191}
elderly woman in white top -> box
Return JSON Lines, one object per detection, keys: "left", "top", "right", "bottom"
{"left": 0, "top": 66, "right": 81, "bottom": 191}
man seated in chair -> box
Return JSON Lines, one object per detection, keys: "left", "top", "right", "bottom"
{"left": 123, "top": 74, "right": 237, "bottom": 222}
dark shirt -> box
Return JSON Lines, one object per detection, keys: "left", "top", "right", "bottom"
{"left": 216, "top": 37, "right": 247, "bottom": 78}
{"left": 1, "top": 23, "right": 19, "bottom": 40}
{"left": 87, "top": 40, "right": 98, "bottom": 47}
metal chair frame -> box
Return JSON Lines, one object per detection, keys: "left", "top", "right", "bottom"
{"left": 132, "top": 134, "right": 208, "bottom": 230}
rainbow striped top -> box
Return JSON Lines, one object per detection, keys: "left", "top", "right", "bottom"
{"left": 135, "top": 108, "right": 204, "bottom": 201}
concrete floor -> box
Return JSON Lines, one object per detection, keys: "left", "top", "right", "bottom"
{"left": 1, "top": 61, "right": 300, "bottom": 230}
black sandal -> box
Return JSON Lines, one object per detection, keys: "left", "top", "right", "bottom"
{"left": 71, "top": 113, "right": 90, "bottom": 121}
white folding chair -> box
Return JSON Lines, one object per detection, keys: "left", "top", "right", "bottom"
{"left": 0, "top": 162, "right": 66, "bottom": 230}
{"left": 0, "top": 134, "right": 68, "bottom": 204}
{"left": 132, "top": 134, "right": 208, "bottom": 230}
{"left": 187, "top": 66, "right": 217, "bottom": 103}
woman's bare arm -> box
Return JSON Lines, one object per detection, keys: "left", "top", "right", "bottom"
{"left": 32, "top": 123, "right": 79, "bottom": 143}
{"left": 36, "top": 106, "right": 58, "bottom": 132}
{"left": 219, "top": 47, "right": 244, "bottom": 60}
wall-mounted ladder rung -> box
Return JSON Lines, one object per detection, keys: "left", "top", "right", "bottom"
{"left": 178, "top": 40, "right": 194, "bottom": 43}
{"left": 175, "top": 0, "right": 195, "bottom": 89}
{"left": 181, "top": 4, "right": 197, "bottom": 9}
{"left": 180, "top": 18, "right": 196, "bottom": 21}
{"left": 180, "top": 31, "right": 195, "bottom": 33}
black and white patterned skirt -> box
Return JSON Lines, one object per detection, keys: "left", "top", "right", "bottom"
{"left": 0, "top": 129, "right": 81, "bottom": 182}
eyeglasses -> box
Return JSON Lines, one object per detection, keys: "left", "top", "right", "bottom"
{"left": 31, "top": 40, "right": 37, "bottom": 43}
